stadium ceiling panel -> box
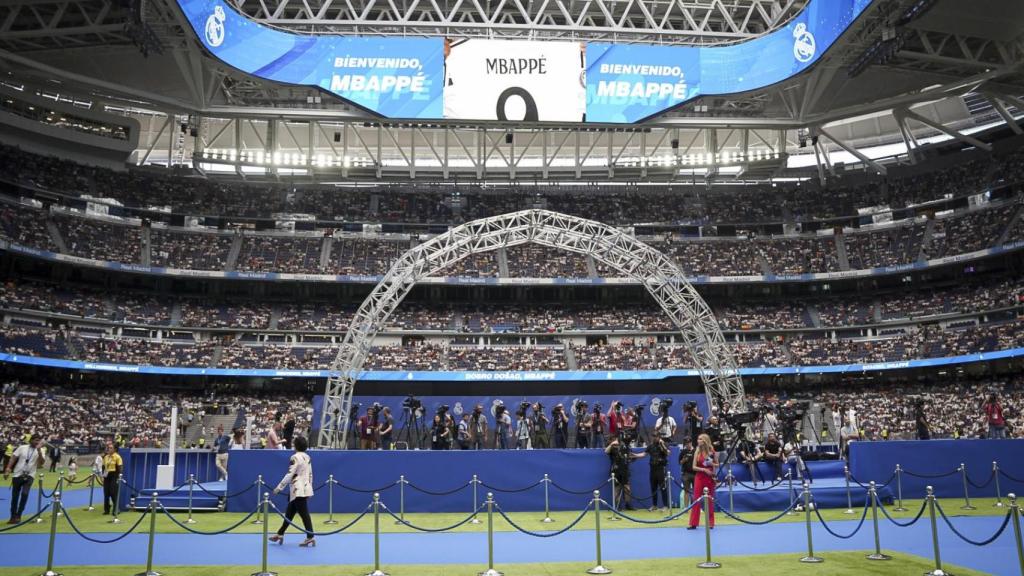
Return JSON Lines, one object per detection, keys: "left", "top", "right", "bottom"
{"left": 226, "top": 0, "right": 808, "bottom": 43}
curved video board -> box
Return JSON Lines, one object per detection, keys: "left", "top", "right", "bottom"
{"left": 179, "top": 0, "right": 872, "bottom": 122}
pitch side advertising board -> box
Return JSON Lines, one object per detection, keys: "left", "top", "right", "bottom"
{"left": 178, "top": 0, "right": 872, "bottom": 122}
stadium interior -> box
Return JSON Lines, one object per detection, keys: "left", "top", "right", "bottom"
{"left": 1, "top": 0, "right": 1024, "bottom": 574}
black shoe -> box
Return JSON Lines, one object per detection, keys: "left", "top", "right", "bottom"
{"left": 686, "top": 526, "right": 698, "bottom": 530}
{"left": 102, "top": 511, "right": 109, "bottom": 515}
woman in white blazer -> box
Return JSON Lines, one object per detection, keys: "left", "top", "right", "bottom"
{"left": 269, "top": 436, "right": 316, "bottom": 547}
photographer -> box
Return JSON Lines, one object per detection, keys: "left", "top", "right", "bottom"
{"left": 605, "top": 434, "right": 646, "bottom": 511}
{"left": 431, "top": 408, "right": 450, "bottom": 450}
{"left": 531, "top": 403, "right": 550, "bottom": 449}
{"left": 984, "top": 393, "right": 1006, "bottom": 439}
{"left": 379, "top": 407, "right": 394, "bottom": 450}
{"left": 682, "top": 401, "right": 704, "bottom": 445}
{"left": 590, "top": 404, "right": 607, "bottom": 449}
{"left": 457, "top": 414, "right": 472, "bottom": 450}
{"left": 762, "top": 433, "right": 784, "bottom": 481}
{"left": 551, "top": 404, "right": 569, "bottom": 449}
{"left": 654, "top": 400, "right": 677, "bottom": 443}
{"left": 678, "top": 436, "right": 696, "bottom": 507}
{"left": 646, "top": 433, "right": 670, "bottom": 512}
{"left": 4, "top": 434, "right": 45, "bottom": 524}
{"left": 494, "top": 402, "right": 512, "bottom": 450}
{"left": 515, "top": 406, "right": 532, "bottom": 449}
{"left": 469, "top": 404, "right": 489, "bottom": 450}
{"left": 574, "top": 402, "right": 591, "bottom": 449}
{"left": 608, "top": 401, "right": 624, "bottom": 439}
{"left": 704, "top": 416, "right": 724, "bottom": 464}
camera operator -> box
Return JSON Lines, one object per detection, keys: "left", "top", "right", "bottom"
{"left": 761, "top": 407, "right": 779, "bottom": 440}
{"left": 358, "top": 405, "right": 378, "bottom": 450}
{"left": 608, "top": 401, "right": 624, "bottom": 439}
{"left": 531, "top": 403, "right": 550, "bottom": 449}
{"left": 457, "top": 414, "right": 472, "bottom": 450}
{"left": 682, "top": 401, "right": 704, "bottom": 445}
{"left": 646, "top": 433, "right": 670, "bottom": 512}
{"left": 704, "top": 416, "right": 724, "bottom": 464}
{"left": 605, "top": 433, "right": 646, "bottom": 511}
{"left": 431, "top": 407, "right": 451, "bottom": 450}
{"left": 551, "top": 404, "right": 569, "bottom": 448}
{"left": 762, "top": 432, "right": 784, "bottom": 481}
{"left": 984, "top": 393, "right": 1007, "bottom": 439}
{"left": 469, "top": 404, "right": 489, "bottom": 450}
{"left": 494, "top": 402, "right": 512, "bottom": 449}
{"left": 785, "top": 440, "right": 810, "bottom": 483}
{"left": 654, "top": 400, "right": 677, "bottom": 444}
{"left": 574, "top": 402, "right": 591, "bottom": 449}
{"left": 590, "top": 404, "right": 607, "bottom": 449}
{"left": 738, "top": 437, "right": 764, "bottom": 486}
{"left": 678, "top": 436, "right": 696, "bottom": 507}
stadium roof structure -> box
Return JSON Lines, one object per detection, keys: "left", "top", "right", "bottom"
{"left": 0, "top": 0, "right": 1022, "bottom": 180}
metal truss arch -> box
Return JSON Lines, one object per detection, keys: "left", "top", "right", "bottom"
{"left": 317, "top": 209, "right": 745, "bottom": 449}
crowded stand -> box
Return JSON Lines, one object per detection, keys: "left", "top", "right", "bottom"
{"left": 760, "top": 237, "right": 841, "bottom": 275}
{"left": 53, "top": 213, "right": 141, "bottom": 264}
{"left": 72, "top": 335, "right": 216, "bottom": 367}
{"left": 926, "top": 202, "right": 1021, "bottom": 258}
{"left": 180, "top": 301, "right": 271, "bottom": 329}
{"left": 235, "top": 235, "right": 323, "bottom": 274}
{"left": 150, "top": 229, "right": 234, "bottom": 270}
{"left": 844, "top": 224, "right": 927, "bottom": 269}
{"left": 505, "top": 244, "right": 591, "bottom": 277}
{"left": 330, "top": 237, "right": 413, "bottom": 276}
{"left": 0, "top": 204, "right": 57, "bottom": 252}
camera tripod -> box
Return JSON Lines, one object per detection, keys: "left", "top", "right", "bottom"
{"left": 398, "top": 407, "right": 426, "bottom": 450}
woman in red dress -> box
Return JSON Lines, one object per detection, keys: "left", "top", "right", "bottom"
{"left": 688, "top": 433, "right": 718, "bottom": 529}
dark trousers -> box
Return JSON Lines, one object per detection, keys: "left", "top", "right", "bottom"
{"left": 576, "top": 431, "right": 589, "bottom": 449}
{"left": 277, "top": 496, "right": 314, "bottom": 539}
{"left": 103, "top": 474, "right": 119, "bottom": 514}
{"left": 650, "top": 465, "right": 668, "bottom": 508}
{"left": 10, "top": 475, "right": 33, "bottom": 518}
{"left": 553, "top": 430, "right": 567, "bottom": 449}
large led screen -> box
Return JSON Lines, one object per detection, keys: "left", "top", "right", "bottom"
{"left": 178, "top": 0, "right": 872, "bottom": 123}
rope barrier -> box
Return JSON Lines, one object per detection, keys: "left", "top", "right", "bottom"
{"left": 903, "top": 468, "right": 959, "bottom": 479}
{"left": 550, "top": 479, "right": 609, "bottom": 495}
{"left": 62, "top": 505, "right": 149, "bottom": 544}
{"left": 493, "top": 502, "right": 592, "bottom": 538}
{"left": 999, "top": 469, "right": 1024, "bottom": 483}
{"left": 336, "top": 480, "right": 399, "bottom": 494}
{"left": 877, "top": 498, "right": 927, "bottom": 527}
{"left": 0, "top": 504, "right": 50, "bottom": 532}
{"left": 479, "top": 480, "right": 543, "bottom": 494}
{"left": 268, "top": 500, "right": 372, "bottom": 537}
{"left": 731, "top": 476, "right": 786, "bottom": 491}
{"left": 849, "top": 471, "right": 895, "bottom": 490}
{"left": 967, "top": 469, "right": 997, "bottom": 490}
{"left": 813, "top": 498, "right": 869, "bottom": 539}
{"left": 194, "top": 480, "right": 259, "bottom": 499}
{"left": 405, "top": 481, "right": 470, "bottom": 497}
{"left": 718, "top": 498, "right": 800, "bottom": 525}
{"left": 158, "top": 503, "right": 260, "bottom": 535}
{"left": 935, "top": 501, "right": 1013, "bottom": 546}
{"left": 600, "top": 498, "right": 699, "bottom": 524}
{"left": 381, "top": 502, "right": 485, "bottom": 532}
{"left": 63, "top": 476, "right": 93, "bottom": 485}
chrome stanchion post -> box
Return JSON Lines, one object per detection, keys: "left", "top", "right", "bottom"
{"left": 87, "top": 473, "right": 96, "bottom": 511}
{"left": 925, "top": 486, "right": 950, "bottom": 576}
{"left": 586, "top": 491, "right": 611, "bottom": 575}
{"left": 110, "top": 474, "right": 123, "bottom": 524}
{"left": 960, "top": 463, "right": 976, "bottom": 511}
{"left": 251, "top": 492, "right": 276, "bottom": 576}
{"left": 186, "top": 474, "right": 197, "bottom": 524}
{"left": 1010, "top": 494, "right": 1023, "bottom": 576}
{"left": 366, "top": 493, "right": 388, "bottom": 576}
{"left": 866, "top": 482, "right": 891, "bottom": 561}
{"left": 393, "top": 476, "right": 406, "bottom": 525}
{"left": 697, "top": 488, "right": 720, "bottom": 569}
{"left": 542, "top": 474, "right": 553, "bottom": 523}
{"left": 324, "top": 475, "right": 339, "bottom": 525}
{"left": 40, "top": 490, "right": 62, "bottom": 576}
{"left": 799, "top": 483, "right": 822, "bottom": 563}
{"left": 478, "top": 493, "right": 502, "bottom": 576}
{"left": 994, "top": 462, "right": 1005, "bottom": 508}
{"left": 725, "top": 468, "right": 734, "bottom": 514}
{"left": 608, "top": 474, "right": 620, "bottom": 521}
{"left": 251, "top": 475, "right": 264, "bottom": 525}
{"left": 894, "top": 464, "right": 907, "bottom": 512}
{"left": 786, "top": 471, "right": 796, "bottom": 516}
{"left": 666, "top": 470, "right": 674, "bottom": 513}
{"left": 843, "top": 466, "right": 855, "bottom": 514}
{"left": 471, "top": 475, "right": 482, "bottom": 525}
{"left": 134, "top": 492, "right": 162, "bottom": 576}
{"left": 55, "top": 472, "right": 63, "bottom": 517}
{"left": 34, "top": 473, "right": 45, "bottom": 523}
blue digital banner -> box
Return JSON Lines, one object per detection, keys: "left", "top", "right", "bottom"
{"left": 178, "top": 0, "right": 444, "bottom": 118}
{"left": 174, "top": 0, "right": 871, "bottom": 122}
{"left": 3, "top": 347, "right": 1023, "bottom": 377}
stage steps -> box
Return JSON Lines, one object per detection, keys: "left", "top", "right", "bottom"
{"left": 130, "top": 481, "right": 225, "bottom": 511}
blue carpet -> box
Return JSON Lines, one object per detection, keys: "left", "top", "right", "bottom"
{"left": 0, "top": 512, "right": 1014, "bottom": 574}
{"left": 0, "top": 485, "right": 98, "bottom": 515}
